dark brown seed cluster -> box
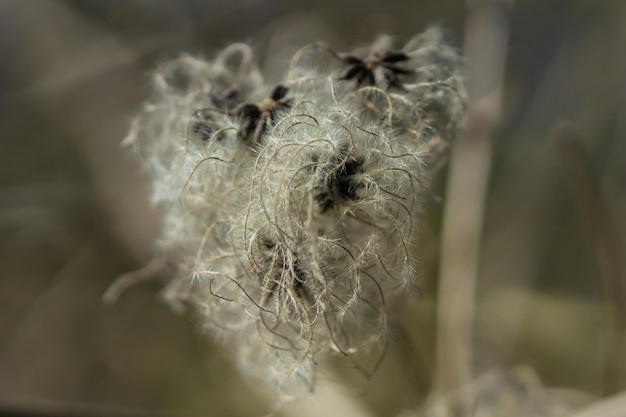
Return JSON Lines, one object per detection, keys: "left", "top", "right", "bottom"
{"left": 339, "top": 50, "right": 412, "bottom": 89}
{"left": 235, "top": 85, "right": 293, "bottom": 144}
{"left": 313, "top": 144, "right": 365, "bottom": 213}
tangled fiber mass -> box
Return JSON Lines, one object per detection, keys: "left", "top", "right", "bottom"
{"left": 125, "top": 27, "right": 466, "bottom": 397}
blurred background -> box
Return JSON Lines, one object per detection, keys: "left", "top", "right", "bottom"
{"left": 0, "top": 0, "right": 625, "bottom": 416}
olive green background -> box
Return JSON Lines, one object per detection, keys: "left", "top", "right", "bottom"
{"left": 1, "top": 1, "right": 625, "bottom": 416}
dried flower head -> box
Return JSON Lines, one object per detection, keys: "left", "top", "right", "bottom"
{"left": 338, "top": 49, "right": 412, "bottom": 89}
{"left": 234, "top": 84, "right": 293, "bottom": 144}
{"left": 120, "top": 27, "right": 466, "bottom": 399}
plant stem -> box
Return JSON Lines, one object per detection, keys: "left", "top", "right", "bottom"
{"left": 435, "top": 1, "right": 512, "bottom": 415}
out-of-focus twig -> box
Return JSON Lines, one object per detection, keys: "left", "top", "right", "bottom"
{"left": 552, "top": 121, "right": 626, "bottom": 394}
{"left": 435, "top": 0, "right": 512, "bottom": 415}
{"left": 103, "top": 257, "right": 167, "bottom": 304}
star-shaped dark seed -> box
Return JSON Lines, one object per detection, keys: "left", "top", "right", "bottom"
{"left": 234, "top": 85, "right": 292, "bottom": 144}
{"left": 210, "top": 87, "right": 240, "bottom": 110}
{"left": 188, "top": 109, "right": 222, "bottom": 142}
{"left": 255, "top": 237, "right": 312, "bottom": 308}
{"left": 313, "top": 144, "right": 365, "bottom": 213}
{"left": 339, "top": 50, "right": 412, "bottom": 89}
{"left": 191, "top": 120, "right": 213, "bottom": 141}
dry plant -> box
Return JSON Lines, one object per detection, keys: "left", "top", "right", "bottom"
{"left": 111, "top": 28, "right": 467, "bottom": 400}
{"left": 3, "top": 2, "right": 625, "bottom": 417}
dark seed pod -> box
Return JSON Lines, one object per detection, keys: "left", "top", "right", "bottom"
{"left": 313, "top": 144, "right": 365, "bottom": 213}
{"left": 235, "top": 85, "right": 293, "bottom": 144}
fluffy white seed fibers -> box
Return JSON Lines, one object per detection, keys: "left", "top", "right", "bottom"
{"left": 125, "top": 28, "right": 466, "bottom": 397}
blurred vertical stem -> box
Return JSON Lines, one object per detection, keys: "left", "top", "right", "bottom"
{"left": 553, "top": 122, "right": 626, "bottom": 395}
{"left": 435, "top": 0, "right": 512, "bottom": 415}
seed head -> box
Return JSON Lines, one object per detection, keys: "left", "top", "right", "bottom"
{"left": 122, "top": 28, "right": 466, "bottom": 398}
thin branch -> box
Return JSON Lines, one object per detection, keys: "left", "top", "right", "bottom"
{"left": 435, "top": 1, "right": 512, "bottom": 415}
